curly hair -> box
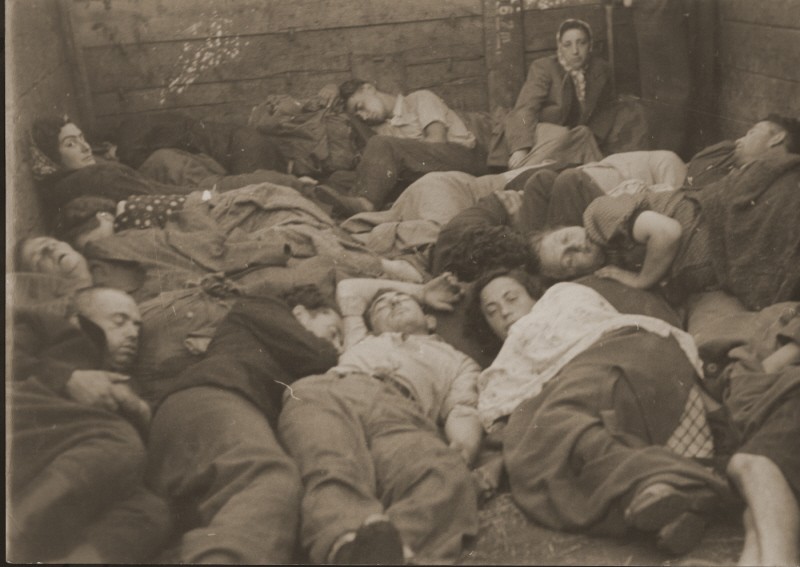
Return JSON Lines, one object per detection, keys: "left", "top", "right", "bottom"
{"left": 466, "top": 267, "right": 547, "bottom": 348}
{"left": 338, "top": 79, "right": 369, "bottom": 106}
{"left": 441, "top": 225, "right": 536, "bottom": 283}
{"left": 764, "top": 114, "right": 800, "bottom": 154}
{"left": 281, "top": 283, "right": 339, "bottom": 314}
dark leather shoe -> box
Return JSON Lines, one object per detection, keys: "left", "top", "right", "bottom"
{"left": 333, "top": 519, "right": 405, "bottom": 565}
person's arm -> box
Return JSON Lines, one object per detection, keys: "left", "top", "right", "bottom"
{"left": 423, "top": 121, "right": 448, "bottom": 144}
{"left": 442, "top": 355, "right": 484, "bottom": 467}
{"left": 336, "top": 273, "right": 464, "bottom": 349}
{"left": 761, "top": 342, "right": 800, "bottom": 374}
{"left": 412, "top": 91, "right": 452, "bottom": 144}
{"left": 505, "top": 58, "right": 553, "bottom": 160}
{"left": 595, "top": 210, "right": 682, "bottom": 289}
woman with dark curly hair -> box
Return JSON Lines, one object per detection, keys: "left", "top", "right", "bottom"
{"left": 434, "top": 225, "right": 535, "bottom": 283}
{"left": 470, "top": 269, "right": 730, "bottom": 556}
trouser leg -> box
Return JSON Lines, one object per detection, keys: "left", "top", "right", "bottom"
{"left": 8, "top": 382, "right": 148, "bottom": 562}
{"left": 147, "top": 387, "right": 301, "bottom": 564}
{"left": 82, "top": 484, "right": 173, "bottom": 563}
{"left": 352, "top": 136, "right": 486, "bottom": 208}
{"left": 545, "top": 169, "right": 604, "bottom": 228}
{"left": 278, "top": 374, "right": 383, "bottom": 564}
{"left": 519, "top": 168, "right": 559, "bottom": 232}
{"left": 372, "top": 425, "right": 478, "bottom": 563}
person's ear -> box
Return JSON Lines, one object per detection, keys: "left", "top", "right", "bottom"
{"left": 361, "top": 83, "right": 376, "bottom": 95}
{"left": 424, "top": 314, "right": 437, "bottom": 333}
{"left": 768, "top": 129, "right": 787, "bottom": 148}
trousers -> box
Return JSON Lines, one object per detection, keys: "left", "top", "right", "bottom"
{"left": 8, "top": 378, "right": 171, "bottom": 563}
{"left": 353, "top": 135, "right": 487, "bottom": 208}
{"left": 147, "top": 386, "right": 301, "bottom": 564}
{"left": 278, "top": 373, "right": 478, "bottom": 564}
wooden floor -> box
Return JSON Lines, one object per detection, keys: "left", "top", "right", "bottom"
{"left": 461, "top": 492, "right": 743, "bottom": 566}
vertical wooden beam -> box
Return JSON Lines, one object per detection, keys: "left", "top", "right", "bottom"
{"left": 483, "top": 0, "right": 526, "bottom": 110}
{"left": 604, "top": 1, "right": 616, "bottom": 94}
{"left": 57, "top": 0, "right": 96, "bottom": 133}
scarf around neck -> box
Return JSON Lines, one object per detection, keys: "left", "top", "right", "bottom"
{"left": 558, "top": 51, "right": 588, "bottom": 107}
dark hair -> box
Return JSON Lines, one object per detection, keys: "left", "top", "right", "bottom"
{"left": 339, "top": 79, "right": 369, "bottom": 106}
{"left": 528, "top": 226, "right": 573, "bottom": 281}
{"left": 31, "top": 116, "right": 71, "bottom": 163}
{"left": 361, "top": 287, "right": 427, "bottom": 332}
{"left": 281, "top": 284, "right": 339, "bottom": 314}
{"left": 763, "top": 114, "right": 800, "bottom": 154}
{"left": 467, "top": 267, "right": 547, "bottom": 347}
{"left": 55, "top": 196, "right": 117, "bottom": 245}
{"left": 557, "top": 18, "right": 593, "bottom": 44}
{"left": 441, "top": 225, "right": 536, "bottom": 283}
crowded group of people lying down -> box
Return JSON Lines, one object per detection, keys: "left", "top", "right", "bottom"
{"left": 8, "top": 15, "right": 800, "bottom": 566}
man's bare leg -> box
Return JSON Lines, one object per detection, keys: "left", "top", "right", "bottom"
{"left": 727, "top": 453, "right": 799, "bottom": 566}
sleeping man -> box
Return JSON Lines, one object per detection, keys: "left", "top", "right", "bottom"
{"left": 530, "top": 114, "right": 800, "bottom": 310}
{"left": 8, "top": 287, "right": 170, "bottom": 563}
{"left": 316, "top": 79, "right": 487, "bottom": 215}
{"left": 278, "top": 273, "right": 482, "bottom": 565}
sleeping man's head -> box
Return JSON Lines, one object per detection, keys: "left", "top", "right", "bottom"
{"left": 74, "top": 287, "right": 141, "bottom": 372}
{"left": 734, "top": 114, "right": 800, "bottom": 165}
{"left": 283, "top": 284, "right": 344, "bottom": 353}
{"left": 364, "top": 290, "right": 436, "bottom": 336}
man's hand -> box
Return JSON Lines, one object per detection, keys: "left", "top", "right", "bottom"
{"left": 318, "top": 83, "right": 340, "bottom": 108}
{"left": 495, "top": 190, "right": 523, "bottom": 223}
{"left": 297, "top": 176, "right": 319, "bottom": 187}
{"left": 111, "top": 383, "right": 152, "bottom": 427}
{"left": 65, "top": 370, "right": 130, "bottom": 411}
{"left": 594, "top": 265, "right": 645, "bottom": 288}
{"left": 380, "top": 258, "right": 424, "bottom": 283}
{"left": 421, "top": 272, "right": 465, "bottom": 311}
{"left": 508, "top": 149, "right": 530, "bottom": 169}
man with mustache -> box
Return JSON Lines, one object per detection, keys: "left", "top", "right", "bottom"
{"left": 8, "top": 286, "right": 170, "bottom": 563}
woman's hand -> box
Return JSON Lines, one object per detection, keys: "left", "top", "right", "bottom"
{"left": 421, "top": 272, "right": 465, "bottom": 311}
{"left": 494, "top": 190, "right": 523, "bottom": 223}
{"left": 508, "top": 149, "right": 530, "bottom": 169}
{"left": 594, "top": 265, "right": 647, "bottom": 289}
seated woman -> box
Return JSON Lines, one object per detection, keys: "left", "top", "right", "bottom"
{"left": 489, "top": 19, "right": 644, "bottom": 170}
{"left": 470, "top": 268, "right": 729, "bottom": 554}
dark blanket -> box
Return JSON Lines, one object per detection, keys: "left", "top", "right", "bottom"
{"left": 41, "top": 160, "right": 195, "bottom": 218}
{"left": 145, "top": 295, "right": 339, "bottom": 426}
{"left": 688, "top": 154, "right": 800, "bottom": 310}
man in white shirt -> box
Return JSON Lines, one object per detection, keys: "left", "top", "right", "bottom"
{"left": 330, "top": 79, "right": 487, "bottom": 213}
{"left": 278, "top": 273, "right": 482, "bottom": 565}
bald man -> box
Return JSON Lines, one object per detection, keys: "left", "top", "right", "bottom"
{"left": 8, "top": 287, "right": 170, "bottom": 563}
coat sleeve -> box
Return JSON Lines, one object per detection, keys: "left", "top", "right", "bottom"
{"left": 12, "top": 310, "right": 102, "bottom": 394}
{"left": 504, "top": 58, "right": 554, "bottom": 153}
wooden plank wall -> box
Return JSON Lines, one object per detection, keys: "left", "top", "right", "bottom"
{"left": 716, "top": 0, "right": 800, "bottom": 138}
{"left": 68, "top": 0, "right": 489, "bottom": 134}
{"left": 521, "top": 0, "right": 639, "bottom": 95}
{"left": 6, "top": 0, "right": 84, "bottom": 245}
{"left": 69, "top": 0, "right": 637, "bottom": 136}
